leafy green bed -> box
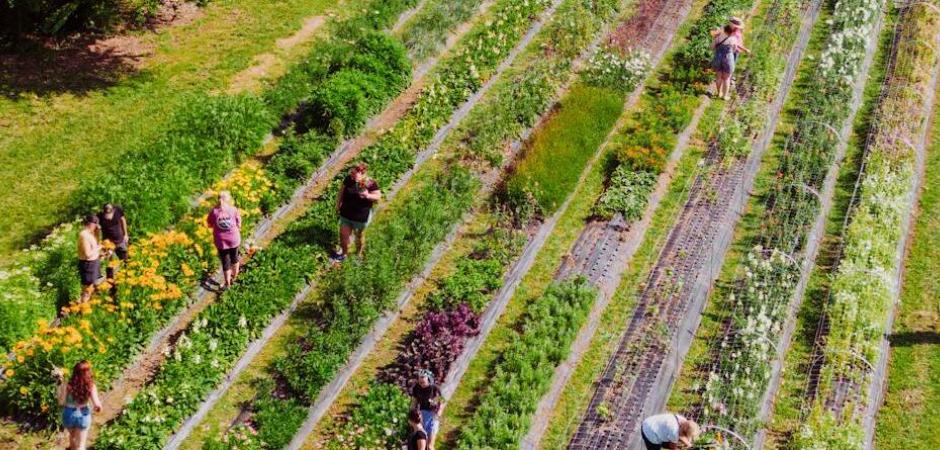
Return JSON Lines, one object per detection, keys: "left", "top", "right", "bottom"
{"left": 203, "top": 1, "right": 636, "bottom": 448}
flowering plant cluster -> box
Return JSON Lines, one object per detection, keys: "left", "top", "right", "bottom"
{"left": 797, "top": 4, "right": 940, "bottom": 446}
{"left": 583, "top": 47, "right": 651, "bottom": 92}
{"left": 0, "top": 163, "right": 275, "bottom": 421}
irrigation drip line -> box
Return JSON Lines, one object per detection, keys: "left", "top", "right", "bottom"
{"left": 564, "top": 0, "right": 822, "bottom": 446}
{"left": 685, "top": 1, "right": 886, "bottom": 447}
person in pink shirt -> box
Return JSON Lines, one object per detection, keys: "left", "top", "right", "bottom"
{"left": 206, "top": 191, "right": 242, "bottom": 289}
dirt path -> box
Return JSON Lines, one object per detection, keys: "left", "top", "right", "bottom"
{"left": 228, "top": 15, "right": 328, "bottom": 93}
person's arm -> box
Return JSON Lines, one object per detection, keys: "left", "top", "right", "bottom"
{"left": 336, "top": 187, "right": 344, "bottom": 212}
{"left": 206, "top": 211, "right": 215, "bottom": 229}
{"left": 56, "top": 381, "right": 67, "bottom": 406}
{"left": 417, "top": 437, "right": 428, "bottom": 450}
{"left": 91, "top": 385, "right": 102, "bottom": 412}
{"left": 665, "top": 443, "right": 678, "bottom": 450}
{"left": 120, "top": 215, "right": 129, "bottom": 244}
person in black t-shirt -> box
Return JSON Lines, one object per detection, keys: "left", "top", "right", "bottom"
{"left": 410, "top": 370, "right": 442, "bottom": 450}
{"left": 406, "top": 409, "right": 428, "bottom": 450}
{"left": 334, "top": 162, "right": 381, "bottom": 262}
{"left": 97, "top": 204, "right": 129, "bottom": 280}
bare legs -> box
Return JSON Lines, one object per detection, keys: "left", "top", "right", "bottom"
{"left": 714, "top": 71, "right": 732, "bottom": 100}
{"left": 223, "top": 261, "right": 240, "bottom": 288}
{"left": 339, "top": 224, "right": 366, "bottom": 257}
{"left": 67, "top": 428, "right": 88, "bottom": 450}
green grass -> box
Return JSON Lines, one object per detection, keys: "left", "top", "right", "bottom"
{"left": 507, "top": 84, "right": 626, "bottom": 214}
{"left": 873, "top": 81, "right": 940, "bottom": 450}
{"left": 0, "top": 0, "right": 346, "bottom": 258}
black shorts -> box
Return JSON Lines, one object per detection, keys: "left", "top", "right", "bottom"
{"left": 78, "top": 260, "right": 101, "bottom": 286}
{"left": 641, "top": 429, "right": 662, "bottom": 450}
{"left": 113, "top": 242, "right": 128, "bottom": 261}
{"left": 218, "top": 247, "right": 240, "bottom": 272}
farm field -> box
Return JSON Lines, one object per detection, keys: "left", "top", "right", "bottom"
{"left": 1, "top": 0, "right": 939, "bottom": 449}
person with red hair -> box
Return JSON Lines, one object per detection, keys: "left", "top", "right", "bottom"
{"left": 56, "top": 360, "right": 102, "bottom": 450}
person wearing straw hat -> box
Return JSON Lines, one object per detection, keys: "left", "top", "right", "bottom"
{"left": 410, "top": 370, "right": 443, "bottom": 450}
{"left": 710, "top": 17, "right": 750, "bottom": 100}
{"left": 640, "top": 412, "right": 701, "bottom": 449}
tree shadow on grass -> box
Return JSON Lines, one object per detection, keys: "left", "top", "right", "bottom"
{"left": 0, "top": 34, "right": 154, "bottom": 99}
{"left": 888, "top": 331, "right": 940, "bottom": 347}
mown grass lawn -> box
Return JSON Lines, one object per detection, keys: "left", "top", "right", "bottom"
{"left": 0, "top": 0, "right": 343, "bottom": 258}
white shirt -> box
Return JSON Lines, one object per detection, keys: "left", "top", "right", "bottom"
{"left": 641, "top": 413, "right": 683, "bottom": 444}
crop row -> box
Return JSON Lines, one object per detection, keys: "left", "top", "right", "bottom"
{"left": 691, "top": 0, "right": 884, "bottom": 440}
{"left": 89, "top": 0, "right": 562, "bottom": 447}
{"left": 455, "top": 278, "right": 597, "bottom": 448}
{"left": 213, "top": 0, "right": 638, "bottom": 447}
{"left": 797, "top": 3, "right": 940, "bottom": 447}
{"left": 0, "top": 0, "right": 421, "bottom": 424}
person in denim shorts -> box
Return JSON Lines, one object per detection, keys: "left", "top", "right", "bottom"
{"left": 334, "top": 162, "right": 381, "bottom": 261}
{"left": 56, "top": 360, "right": 102, "bottom": 450}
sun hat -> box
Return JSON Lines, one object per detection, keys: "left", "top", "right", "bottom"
{"left": 729, "top": 16, "right": 744, "bottom": 29}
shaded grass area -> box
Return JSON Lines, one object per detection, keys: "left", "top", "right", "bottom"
{"left": 0, "top": 0, "right": 342, "bottom": 257}
{"left": 873, "top": 81, "right": 940, "bottom": 450}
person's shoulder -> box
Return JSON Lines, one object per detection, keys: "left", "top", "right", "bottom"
{"left": 417, "top": 430, "right": 428, "bottom": 439}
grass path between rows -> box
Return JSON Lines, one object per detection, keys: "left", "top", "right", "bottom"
{"left": 0, "top": 0, "right": 346, "bottom": 258}
{"left": 873, "top": 79, "right": 940, "bottom": 450}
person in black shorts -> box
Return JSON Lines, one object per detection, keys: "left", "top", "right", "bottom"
{"left": 97, "top": 203, "right": 129, "bottom": 280}
{"left": 406, "top": 409, "right": 428, "bottom": 450}
{"left": 77, "top": 215, "right": 102, "bottom": 303}
{"left": 334, "top": 162, "right": 381, "bottom": 262}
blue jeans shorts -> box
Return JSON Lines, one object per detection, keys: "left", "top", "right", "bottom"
{"left": 339, "top": 213, "right": 371, "bottom": 231}
{"left": 420, "top": 409, "right": 439, "bottom": 435}
{"left": 62, "top": 405, "right": 91, "bottom": 430}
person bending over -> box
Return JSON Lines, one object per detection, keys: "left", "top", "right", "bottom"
{"left": 640, "top": 412, "right": 701, "bottom": 450}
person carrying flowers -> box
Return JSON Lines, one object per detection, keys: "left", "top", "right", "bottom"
{"left": 56, "top": 360, "right": 102, "bottom": 450}
{"left": 333, "top": 162, "right": 381, "bottom": 262}
{"left": 77, "top": 215, "right": 102, "bottom": 303}
{"left": 206, "top": 191, "right": 242, "bottom": 289}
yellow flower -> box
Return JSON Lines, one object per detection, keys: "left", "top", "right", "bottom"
{"left": 19, "top": 387, "right": 29, "bottom": 395}
{"left": 4, "top": 369, "right": 14, "bottom": 377}
{"left": 16, "top": 355, "right": 24, "bottom": 363}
